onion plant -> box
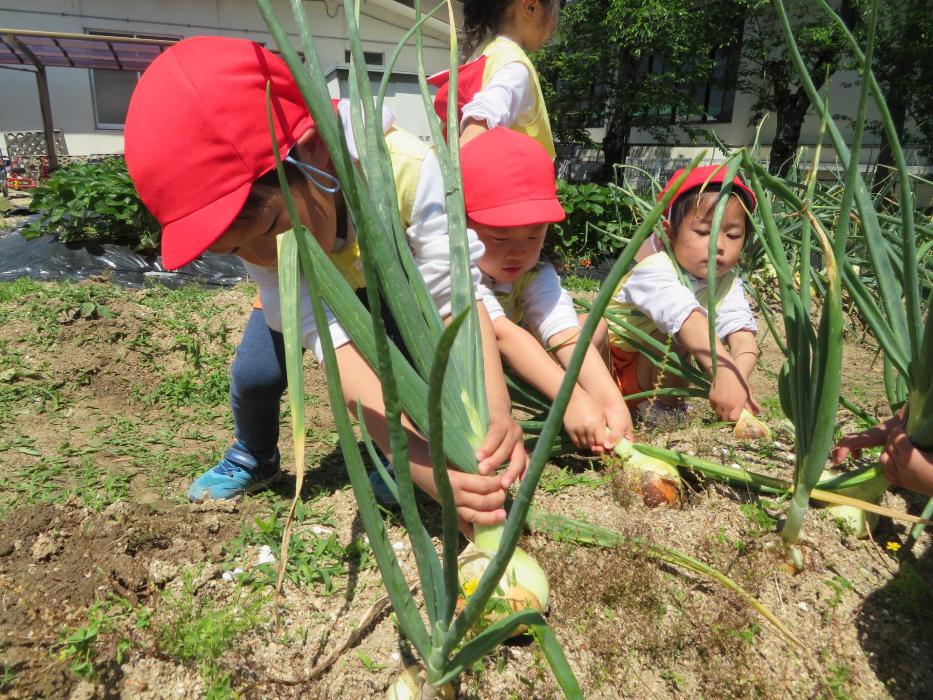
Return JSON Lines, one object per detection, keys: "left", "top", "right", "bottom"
{"left": 255, "top": 0, "right": 805, "bottom": 694}
{"left": 769, "top": 0, "right": 932, "bottom": 551}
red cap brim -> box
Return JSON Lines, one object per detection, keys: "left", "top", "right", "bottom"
{"left": 160, "top": 180, "right": 252, "bottom": 270}
{"left": 468, "top": 198, "right": 566, "bottom": 228}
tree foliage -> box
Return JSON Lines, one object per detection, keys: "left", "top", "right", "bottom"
{"left": 536, "top": 0, "right": 743, "bottom": 182}
{"left": 737, "top": 0, "right": 859, "bottom": 175}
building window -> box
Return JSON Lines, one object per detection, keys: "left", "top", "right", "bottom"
{"left": 632, "top": 43, "right": 739, "bottom": 126}
{"left": 87, "top": 30, "right": 178, "bottom": 129}
{"left": 344, "top": 49, "right": 384, "bottom": 66}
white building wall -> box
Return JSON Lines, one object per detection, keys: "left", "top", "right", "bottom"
{"left": 0, "top": 0, "right": 451, "bottom": 155}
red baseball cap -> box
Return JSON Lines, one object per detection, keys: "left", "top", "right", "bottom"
{"left": 124, "top": 36, "right": 316, "bottom": 270}
{"left": 460, "top": 127, "right": 565, "bottom": 227}
{"left": 658, "top": 164, "right": 757, "bottom": 217}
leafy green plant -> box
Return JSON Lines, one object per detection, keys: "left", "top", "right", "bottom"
{"left": 23, "top": 158, "right": 160, "bottom": 252}
{"left": 553, "top": 179, "right": 634, "bottom": 262}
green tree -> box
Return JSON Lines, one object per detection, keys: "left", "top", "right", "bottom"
{"left": 737, "top": 0, "right": 859, "bottom": 175}
{"left": 536, "top": 0, "right": 744, "bottom": 182}
{"left": 866, "top": 0, "right": 933, "bottom": 190}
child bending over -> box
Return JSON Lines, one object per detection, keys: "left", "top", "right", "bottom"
{"left": 124, "top": 37, "right": 525, "bottom": 526}
{"left": 462, "top": 127, "right": 633, "bottom": 453}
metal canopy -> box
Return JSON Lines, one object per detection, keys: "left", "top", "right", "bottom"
{"left": 0, "top": 29, "right": 178, "bottom": 171}
{"left": 0, "top": 29, "right": 174, "bottom": 72}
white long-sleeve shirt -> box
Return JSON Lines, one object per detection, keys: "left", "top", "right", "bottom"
{"left": 460, "top": 59, "right": 534, "bottom": 132}
{"left": 246, "top": 103, "right": 486, "bottom": 362}
{"left": 609, "top": 252, "right": 757, "bottom": 352}
{"left": 480, "top": 263, "right": 580, "bottom": 344}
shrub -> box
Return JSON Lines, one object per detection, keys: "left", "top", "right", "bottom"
{"left": 553, "top": 179, "right": 636, "bottom": 263}
{"left": 23, "top": 158, "right": 159, "bottom": 252}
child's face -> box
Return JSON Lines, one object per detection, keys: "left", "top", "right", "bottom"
{"left": 208, "top": 136, "right": 337, "bottom": 267}
{"left": 668, "top": 192, "right": 746, "bottom": 279}
{"left": 472, "top": 220, "right": 548, "bottom": 283}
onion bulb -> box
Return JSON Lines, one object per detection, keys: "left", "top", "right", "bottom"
{"left": 386, "top": 665, "right": 454, "bottom": 700}
{"left": 820, "top": 468, "right": 889, "bottom": 538}
{"left": 612, "top": 438, "right": 682, "bottom": 507}
{"left": 733, "top": 409, "right": 772, "bottom": 441}
{"left": 455, "top": 524, "right": 549, "bottom": 634}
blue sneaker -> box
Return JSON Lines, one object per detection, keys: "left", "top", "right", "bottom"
{"left": 187, "top": 442, "right": 282, "bottom": 501}
{"left": 369, "top": 450, "right": 398, "bottom": 505}
{"left": 369, "top": 468, "right": 398, "bottom": 505}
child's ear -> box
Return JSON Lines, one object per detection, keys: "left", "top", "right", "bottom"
{"left": 662, "top": 219, "right": 672, "bottom": 237}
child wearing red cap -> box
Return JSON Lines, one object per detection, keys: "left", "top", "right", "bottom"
{"left": 124, "top": 36, "right": 525, "bottom": 527}
{"left": 429, "top": 0, "right": 561, "bottom": 156}
{"left": 462, "top": 127, "right": 633, "bottom": 452}
{"left": 601, "top": 165, "right": 762, "bottom": 424}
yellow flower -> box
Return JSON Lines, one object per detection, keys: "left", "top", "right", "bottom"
{"left": 462, "top": 578, "right": 478, "bottom": 598}
{"left": 885, "top": 541, "right": 901, "bottom": 552}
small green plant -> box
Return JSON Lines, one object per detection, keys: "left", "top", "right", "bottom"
{"left": 739, "top": 501, "right": 778, "bottom": 536}
{"left": 823, "top": 575, "right": 854, "bottom": 621}
{"left": 539, "top": 466, "right": 604, "bottom": 495}
{"left": 357, "top": 650, "right": 388, "bottom": 672}
{"left": 23, "top": 158, "right": 160, "bottom": 252}
{"left": 156, "top": 569, "right": 267, "bottom": 696}
{"left": 55, "top": 596, "right": 147, "bottom": 680}
{"left": 561, "top": 274, "right": 601, "bottom": 294}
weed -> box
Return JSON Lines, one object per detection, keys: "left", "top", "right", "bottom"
{"left": 357, "top": 650, "right": 388, "bottom": 672}
{"left": 0, "top": 663, "right": 14, "bottom": 690}
{"left": 156, "top": 568, "right": 267, "bottom": 697}
{"left": 538, "top": 466, "right": 604, "bottom": 495}
{"left": 226, "top": 502, "right": 371, "bottom": 593}
{"left": 739, "top": 501, "right": 778, "bottom": 536}
{"left": 823, "top": 575, "right": 854, "bottom": 621}
{"left": 562, "top": 275, "right": 601, "bottom": 293}
{"left": 54, "top": 596, "right": 149, "bottom": 680}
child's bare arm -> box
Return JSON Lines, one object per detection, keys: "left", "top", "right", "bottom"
{"left": 333, "top": 342, "right": 510, "bottom": 526}
{"left": 475, "top": 303, "right": 526, "bottom": 486}
{"left": 677, "top": 310, "right": 754, "bottom": 421}
{"left": 832, "top": 411, "right": 904, "bottom": 464}
{"left": 881, "top": 423, "right": 933, "bottom": 497}
{"left": 549, "top": 327, "right": 634, "bottom": 449}
{"left": 493, "top": 317, "right": 607, "bottom": 451}
{"left": 726, "top": 330, "right": 758, "bottom": 381}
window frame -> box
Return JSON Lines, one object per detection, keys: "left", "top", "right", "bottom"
{"left": 86, "top": 28, "right": 180, "bottom": 130}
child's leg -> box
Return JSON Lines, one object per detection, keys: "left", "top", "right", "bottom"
{"left": 634, "top": 348, "right": 689, "bottom": 408}
{"left": 188, "top": 308, "right": 286, "bottom": 501}
{"left": 230, "top": 308, "right": 288, "bottom": 461}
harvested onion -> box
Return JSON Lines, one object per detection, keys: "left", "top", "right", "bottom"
{"left": 612, "top": 438, "right": 682, "bottom": 507}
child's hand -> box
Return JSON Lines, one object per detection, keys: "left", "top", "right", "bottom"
{"left": 476, "top": 412, "right": 527, "bottom": 489}
{"left": 880, "top": 424, "right": 933, "bottom": 497}
{"left": 564, "top": 389, "right": 609, "bottom": 453}
{"left": 599, "top": 396, "right": 634, "bottom": 452}
{"left": 447, "top": 470, "right": 509, "bottom": 526}
{"left": 832, "top": 429, "right": 888, "bottom": 465}
{"left": 708, "top": 368, "right": 751, "bottom": 422}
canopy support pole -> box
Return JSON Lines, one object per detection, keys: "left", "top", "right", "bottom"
{"left": 7, "top": 34, "right": 59, "bottom": 172}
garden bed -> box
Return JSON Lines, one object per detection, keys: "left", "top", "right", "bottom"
{"left": 0, "top": 279, "right": 930, "bottom": 699}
